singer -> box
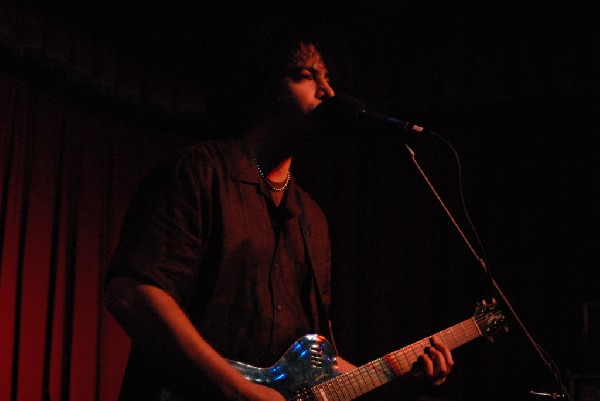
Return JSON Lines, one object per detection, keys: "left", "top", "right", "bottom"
{"left": 105, "top": 27, "right": 453, "bottom": 401}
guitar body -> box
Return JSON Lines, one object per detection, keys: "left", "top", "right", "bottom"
{"left": 160, "top": 334, "right": 339, "bottom": 401}
{"left": 229, "top": 334, "right": 340, "bottom": 400}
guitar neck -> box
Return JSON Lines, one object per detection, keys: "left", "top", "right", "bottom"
{"left": 311, "top": 317, "right": 482, "bottom": 401}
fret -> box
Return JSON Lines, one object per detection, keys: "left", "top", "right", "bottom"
{"left": 333, "top": 374, "right": 346, "bottom": 400}
{"left": 343, "top": 372, "right": 358, "bottom": 399}
{"left": 336, "top": 374, "right": 350, "bottom": 398}
{"left": 373, "top": 360, "right": 386, "bottom": 384}
{"left": 459, "top": 318, "right": 469, "bottom": 339}
{"left": 325, "top": 380, "right": 340, "bottom": 401}
{"left": 374, "top": 358, "right": 388, "bottom": 381}
{"left": 383, "top": 353, "right": 400, "bottom": 377}
{"left": 355, "top": 366, "right": 368, "bottom": 394}
{"left": 360, "top": 363, "right": 377, "bottom": 389}
{"left": 353, "top": 369, "right": 366, "bottom": 395}
{"left": 382, "top": 357, "right": 392, "bottom": 374}
{"left": 355, "top": 366, "right": 367, "bottom": 392}
{"left": 409, "top": 343, "right": 420, "bottom": 360}
{"left": 362, "top": 362, "right": 378, "bottom": 387}
{"left": 463, "top": 321, "right": 475, "bottom": 341}
{"left": 330, "top": 375, "right": 347, "bottom": 401}
{"left": 417, "top": 339, "right": 427, "bottom": 354}
{"left": 339, "top": 374, "right": 354, "bottom": 401}
{"left": 329, "top": 378, "right": 340, "bottom": 401}
{"left": 438, "top": 328, "right": 450, "bottom": 348}
{"left": 471, "top": 317, "right": 481, "bottom": 336}
{"left": 400, "top": 347, "right": 413, "bottom": 369}
{"left": 315, "top": 383, "right": 327, "bottom": 401}
{"left": 348, "top": 370, "right": 364, "bottom": 395}
{"left": 401, "top": 351, "right": 412, "bottom": 372}
{"left": 382, "top": 351, "right": 404, "bottom": 377}
{"left": 386, "top": 352, "right": 398, "bottom": 375}
{"left": 344, "top": 373, "right": 361, "bottom": 398}
{"left": 375, "top": 358, "right": 395, "bottom": 381}
{"left": 355, "top": 365, "right": 376, "bottom": 396}
{"left": 448, "top": 326, "right": 459, "bottom": 347}
{"left": 316, "top": 381, "right": 334, "bottom": 401}
{"left": 371, "top": 362, "right": 385, "bottom": 385}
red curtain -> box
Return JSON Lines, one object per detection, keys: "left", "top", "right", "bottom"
{"left": 0, "top": 69, "right": 194, "bottom": 401}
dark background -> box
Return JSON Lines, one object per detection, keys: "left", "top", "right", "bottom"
{"left": 1, "top": 1, "right": 599, "bottom": 400}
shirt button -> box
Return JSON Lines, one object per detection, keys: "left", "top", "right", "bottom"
{"left": 274, "top": 263, "right": 279, "bottom": 270}
{"left": 276, "top": 304, "right": 282, "bottom": 310}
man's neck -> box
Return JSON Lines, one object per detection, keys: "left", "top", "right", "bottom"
{"left": 266, "top": 158, "right": 292, "bottom": 182}
{"left": 244, "top": 126, "right": 294, "bottom": 179}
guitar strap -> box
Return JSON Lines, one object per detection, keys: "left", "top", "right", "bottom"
{"left": 295, "top": 189, "right": 339, "bottom": 355}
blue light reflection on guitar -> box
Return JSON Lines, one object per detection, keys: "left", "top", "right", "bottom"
{"left": 161, "top": 301, "right": 505, "bottom": 401}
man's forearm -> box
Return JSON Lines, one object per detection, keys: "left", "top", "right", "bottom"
{"left": 105, "top": 277, "right": 251, "bottom": 398}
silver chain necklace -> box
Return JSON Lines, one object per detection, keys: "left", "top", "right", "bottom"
{"left": 252, "top": 158, "right": 291, "bottom": 192}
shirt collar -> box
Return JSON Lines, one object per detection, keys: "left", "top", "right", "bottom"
{"left": 227, "top": 138, "right": 302, "bottom": 217}
{"left": 228, "top": 138, "right": 260, "bottom": 184}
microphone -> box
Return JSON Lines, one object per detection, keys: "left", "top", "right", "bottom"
{"left": 313, "top": 94, "right": 432, "bottom": 136}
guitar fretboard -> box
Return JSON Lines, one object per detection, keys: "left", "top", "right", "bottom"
{"left": 311, "top": 317, "right": 481, "bottom": 401}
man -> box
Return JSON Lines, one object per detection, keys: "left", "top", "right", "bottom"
{"left": 106, "top": 35, "right": 452, "bottom": 401}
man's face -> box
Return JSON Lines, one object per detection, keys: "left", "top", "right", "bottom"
{"left": 282, "top": 43, "right": 335, "bottom": 116}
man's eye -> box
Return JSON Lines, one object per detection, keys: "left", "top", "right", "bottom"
{"left": 287, "top": 69, "right": 314, "bottom": 82}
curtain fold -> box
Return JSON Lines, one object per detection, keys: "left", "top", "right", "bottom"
{"left": 0, "top": 69, "right": 196, "bottom": 401}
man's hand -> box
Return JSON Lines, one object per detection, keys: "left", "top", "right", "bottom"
{"left": 413, "top": 335, "right": 454, "bottom": 385}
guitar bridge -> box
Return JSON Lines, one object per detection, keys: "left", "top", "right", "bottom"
{"left": 309, "top": 343, "right": 324, "bottom": 368}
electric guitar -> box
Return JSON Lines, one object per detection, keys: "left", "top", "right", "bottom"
{"left": 161, "top": 300, "right": 505, "bottom": 401}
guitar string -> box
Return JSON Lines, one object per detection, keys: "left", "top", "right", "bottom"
{"left": 293, "top": 312, "right": 496, "bottom": 401}
{"left": 357, "top": 364, "right": 371, "bottom": 391}
{"left": 460, "top": 321, "right": 470, "bottom": 339}
{"left": 358, "top": 363, "right": 375, "bottom": 392}
{"left": 328, "top": 321, "right": 472, "bottom": 401}
{"left": 333, "top": 352, "right": 406, "bottom": 400}
{"left": 449, "top": 326, "right": 460, "bottom": 345}
{"left": 341, "top": 372, "right": 356, "bottom": 399}
{"left": 338, "top": 374, "right": 353, "bottom": 401}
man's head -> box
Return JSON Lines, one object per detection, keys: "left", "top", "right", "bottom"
{"left": 206, "top": 27, "right": 344, "bottom": 136}
{"left": 281, "top": 42, "right": 335, "bottom": 116}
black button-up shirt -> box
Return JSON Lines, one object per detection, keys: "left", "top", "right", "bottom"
{"left": 108, "top": 138, "right": 332, "bottom": 400}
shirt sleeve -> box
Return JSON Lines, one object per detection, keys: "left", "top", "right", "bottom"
{"left": 107, "top": 152, "right": 210, "bottom": 305}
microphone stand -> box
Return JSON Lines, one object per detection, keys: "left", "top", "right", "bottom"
{"left": 404, "top": 143, "right": 573, "bottom": 401}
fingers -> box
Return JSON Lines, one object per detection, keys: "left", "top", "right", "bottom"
{"left": 417, "top": 336, "right": 454, "bottom": 385}
{"left": 431, "top": 335, "right": 454, "bottom": 372}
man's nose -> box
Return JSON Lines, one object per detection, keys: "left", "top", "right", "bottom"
{"left": 316, "top": 77, "right": 335, "bottom": 99}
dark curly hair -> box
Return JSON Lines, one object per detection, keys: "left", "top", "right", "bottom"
{"left": 205, "top": 19, "right": 350, "bottom": 137}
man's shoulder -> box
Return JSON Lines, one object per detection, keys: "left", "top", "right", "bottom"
{"left": 165, "top": 137, "right": 246, "bottom": 176}
{"left": 183, "top": 137, "right": 244, "bottom": 161}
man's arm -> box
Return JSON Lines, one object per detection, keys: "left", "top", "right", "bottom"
{"left": 105, "top": 276, "right": 284, "bottom": 401}
{"left": 336, "top": 356, "right": 357, "bottom": 374}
